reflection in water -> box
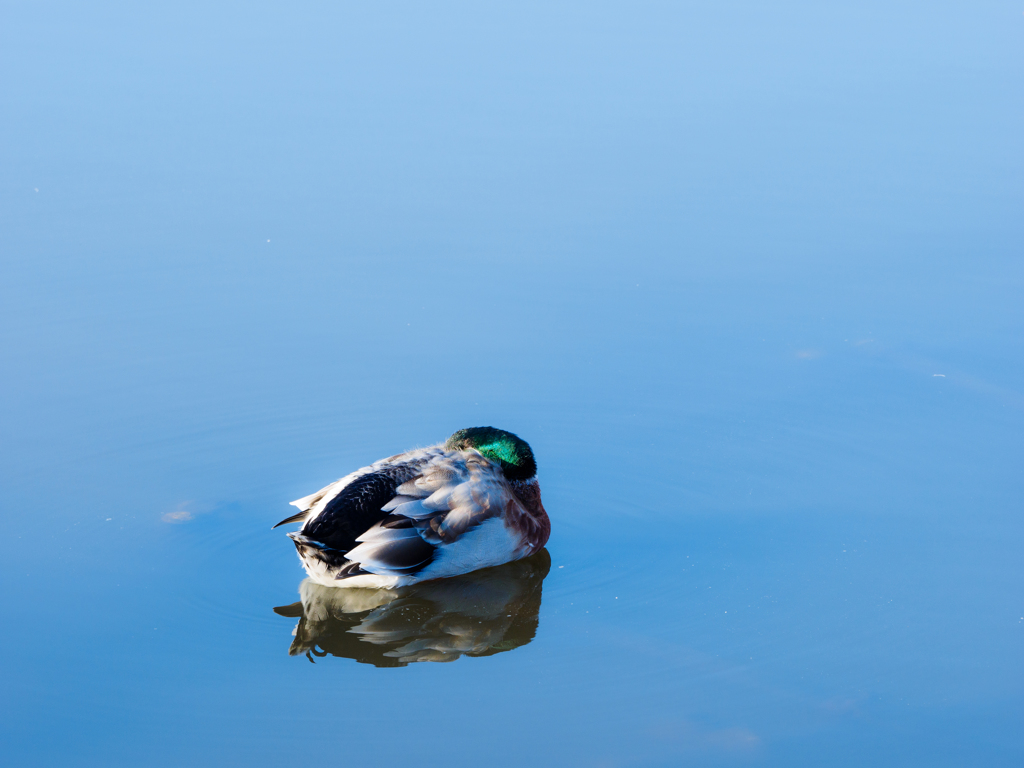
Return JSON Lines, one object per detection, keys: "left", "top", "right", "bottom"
{"left": 273, "top": 550, "right": 550, "bottom": 666}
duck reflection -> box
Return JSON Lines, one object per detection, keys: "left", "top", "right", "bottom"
{"left": 273, "top": 550, "right": 550, "bottom": 666}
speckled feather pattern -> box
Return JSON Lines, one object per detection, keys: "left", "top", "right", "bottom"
{"left": 279, "top": 434, "right": 549, "bottom": 589}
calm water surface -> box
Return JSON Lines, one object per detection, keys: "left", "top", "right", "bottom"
{"left": 2, "top": 2, "right": 1022, "bottom": 766}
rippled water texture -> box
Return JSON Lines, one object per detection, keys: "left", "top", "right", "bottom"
{"left": 2, "top": 2, "right": 1022, "bottom": 766}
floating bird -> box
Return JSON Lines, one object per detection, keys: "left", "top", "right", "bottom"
{"left": 275, "top": 427, "right": 550, "bottom": 589}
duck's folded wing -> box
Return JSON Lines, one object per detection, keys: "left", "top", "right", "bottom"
{"left": 342, "top": 453, "right": 513, "bottom": 578}
{"left": 275, "top": 448, "right": 442, "bottom": 541}
{"left": 299, "top": 467, "right": 421, "bottom": 552}
{"left": 273, "top": 476, "right": 352, "bottom": 529}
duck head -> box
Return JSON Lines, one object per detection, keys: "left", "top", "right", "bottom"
{"left": 445, "top": 426, "right": 537, "bottom": 481}
{"left": 446, "top": 426, "right": 549, "bottom": 550}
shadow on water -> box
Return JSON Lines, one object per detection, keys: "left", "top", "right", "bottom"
{"left": 273, "top": 550, "right": 550, "bottom": 666}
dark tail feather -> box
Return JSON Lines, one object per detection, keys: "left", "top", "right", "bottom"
{"left": 272, "top": 510, "right": 309, "bottom": 529}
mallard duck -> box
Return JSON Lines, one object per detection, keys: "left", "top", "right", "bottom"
{"left": 274, "top": 427, "right": 550, "bottom": 589}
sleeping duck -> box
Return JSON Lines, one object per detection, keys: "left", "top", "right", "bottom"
{"left": 274, "top": 427, "right": 550, "bottom": 589}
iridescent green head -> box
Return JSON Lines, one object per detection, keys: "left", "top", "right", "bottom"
{"left": 446, "top": 426, "right": 537, "bottom": 482}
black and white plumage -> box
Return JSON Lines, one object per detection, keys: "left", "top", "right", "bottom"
{"left": 275, "top": 428, "right": 550, "bottom": 589}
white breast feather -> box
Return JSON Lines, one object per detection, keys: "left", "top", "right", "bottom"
{"left": 414, "top": 518, "right": 524, "bottom": 582}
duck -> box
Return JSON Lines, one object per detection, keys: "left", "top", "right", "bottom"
{"left": 274, "top": 427, "right": 550, "bottom": 589}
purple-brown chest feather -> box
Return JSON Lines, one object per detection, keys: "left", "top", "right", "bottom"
{"left": 508, "top": 479, "right": 551, "bottom": 552}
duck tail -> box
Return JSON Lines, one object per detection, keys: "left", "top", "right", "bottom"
{"left": 273, "top": 480, "right": 344, "bottom": 529}
{"left": 286, "top": 532, "right": 338, "bottom": 550}
{"left": 272, "top": 510, "right": 310, "bottom": 529}
{"left": 288, "top": 531, "right": 349, "bottom": 570}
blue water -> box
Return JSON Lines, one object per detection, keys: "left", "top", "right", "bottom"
{"left": 2, "top": 2, "right": 1022, "bottom": 765}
